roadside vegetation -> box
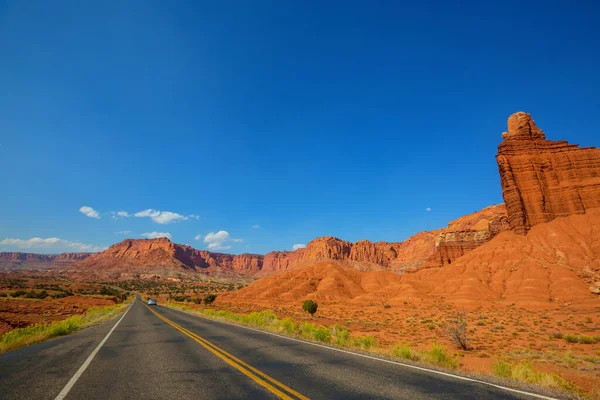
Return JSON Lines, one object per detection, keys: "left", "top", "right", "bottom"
{"left": 165, "top": 301, "right": 587, "bottom": 399}
{"left": 492, "top": 360, "right": 585, "bottom": 397}
{"left": 0, "top": 301, "right": 130, "bottom": 354}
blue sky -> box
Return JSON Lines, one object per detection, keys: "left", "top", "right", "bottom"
{"left": 1, "top": 1, "right": 599, "bottom": 254}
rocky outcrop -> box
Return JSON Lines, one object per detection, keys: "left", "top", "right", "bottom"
{"left": 0, "top": 252, "right": 90, "bottom": 270}
{"left": 497, "top": 112, "right": 600, "bottom": 234}
{"left": 259, "top": 232, "right": 440, "bottom": 276}
{"left": 71, "top": 238, "right": 263, "bottom": 280}
{"left": 426, "top": 204, "right": 509, "bottom": 266}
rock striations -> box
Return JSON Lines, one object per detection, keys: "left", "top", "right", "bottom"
{"left": 497, "top": 112, "right": 600, "bottom": 234}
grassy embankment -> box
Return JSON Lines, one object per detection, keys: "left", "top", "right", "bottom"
{"left": 0, "top": 301, "right": 130, "bottom": 354}
{"left": 165, "top": 302, "right": 586, "bottom": 399}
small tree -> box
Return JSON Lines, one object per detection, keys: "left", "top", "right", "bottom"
{"left": 204, "top": 294, "right": 217, "bottom": 305}
{"left": 302, "top": 300, "right": 318, "bottom": 317}
{"left": 446, "top": 311, "right": 469, "bottom": 350}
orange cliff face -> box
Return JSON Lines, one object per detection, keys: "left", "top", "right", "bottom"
{"left": 70, "top": 238, "right": 263, "bottom": 280}
{"left": 219, "top": 111, "right": 600, "bottom": 308}
{"left": 497, "top": 112, "right": 600, "bottom": 234}
{"left": 220, "top": 208, "right": 600, "bottom": 309}
{"left": 425, "top": 204, "right": 509, "bottom": 266}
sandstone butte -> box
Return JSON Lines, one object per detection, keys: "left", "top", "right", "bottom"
{"left": 217, "top": 112, "right": 600, "bottom": 308}
{"left": 498, "top": 111, "right": 600, "bottom": 234}
{"left": 27, "top": 201, "right": 507, "bottom": 282}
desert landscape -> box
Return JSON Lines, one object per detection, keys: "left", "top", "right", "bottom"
{"left": 2, "top": 112, "right": 599, "bottom": 397}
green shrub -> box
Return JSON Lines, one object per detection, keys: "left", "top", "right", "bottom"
{"left": 352, "top": 335, "right": 377, "bottom": 350}
{"left": 204, "top": 294, "right": 217, "bottom": 305}
{"left": 313, "top": 326, "right": 331, "bottom": 343}
{"left": 302, "top": 300, "right": 318, "bottom": 316}
{"left": 246, "top": 311, "right": 277, "bottom": 327}
{"left": 392, "top": 343, "right": 421, "bottom": 361}
{"left": 493, "top": 361, "right": 512, "bottom": 379}
{"left": 278, "top": 317, "right": 298, "bottom": 335}
{"left": 425, "top": 343, "right": 457, "bottom": 368}
{"left": 24, "top": 290, "right": 48, "bottom": 299}
{"left": 300, "top": 322, "right": 316, "bottom": 339}
{"left": 562, "top": 333, "right": 599, "bottom": 344}
{"left": 492, "top": 360, "right": 585, "bottom": 397}
{"left": 330, "top": 324, "right": 350, "bottom": 346}
{"left": 10, "top": 290, "right": 26, "bottom": 297}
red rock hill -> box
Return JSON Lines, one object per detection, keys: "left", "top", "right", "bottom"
{"left": 497, "top": 112, "right": 600, "bottom": 234}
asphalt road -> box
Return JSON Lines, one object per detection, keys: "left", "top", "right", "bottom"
{"left": 0, "top": 299, "right": 556, "bottom": 400}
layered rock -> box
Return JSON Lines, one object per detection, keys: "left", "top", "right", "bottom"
{"left": 71, "top": 238, "right": 263, "bottom": 280}
{"left": 220, "top": 209, "right": 600, "bottom": 308}
{"left": 497, "top": 112, "right": 600, "bottom": 234}
{"left": 259, "top": 232, "right": 440, "bottom": 276}
{"left": 426, "top": 204, "right": 509, "bottom": 266}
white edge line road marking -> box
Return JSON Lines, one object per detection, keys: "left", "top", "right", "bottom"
{"left": 54, "top": 302, "right": 133, "bottom": 400}
{"left": 165, "top": 305, "right": 559, "bottom": 400}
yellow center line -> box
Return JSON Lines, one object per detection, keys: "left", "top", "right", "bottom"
{"left": 145, "top": 304, "right": 309, "bottom": 400}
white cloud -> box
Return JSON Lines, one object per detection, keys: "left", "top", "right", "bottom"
{"left": 0, "top": 237, "right": 103, "bottom": 252}
{"left": 189, "top": 214, "right": 200, "bottom": 220}
{"left": 292, "top": 244, "right": 306, "bottom": 250}
{"left": 115, "top": 231, "right": 131, "bottom": 235}
{"left": 117, "top": 211, "right": 129, "bottom": 217}
{"left": 426, "top": 207, "right": 432, "bottom": 212}
{"left": 141, "top": 232, "right": 172, "bottom": 239}
{"left": 252, "top": 225, "right": 260, "bottom": 229}
{"left": 201, "top": 231, "right": 242, "bottom": 250}
{"left": 134, "top": 209, "right": 189, "bottom": 224}
{"left": 79, "top": 206, "right": 100, "bottom": 219}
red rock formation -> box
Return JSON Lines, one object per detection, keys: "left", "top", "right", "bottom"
{"left": 426, "top": 204, "right": 509, "bottom": 266}
{"left": 497, "top": 112, "right": 600, "bottom": 234}
{"left": 220, "top": 209, "right": 600, "bottom": 308}
{"left": 70, "top": 238, "right": 263, "bottom": 280}
{"left": 0, "top": 252, "right": 90, "bottom": 270}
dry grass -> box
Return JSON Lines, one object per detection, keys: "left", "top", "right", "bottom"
{"left": 0, "top": 302, "right": 129, "bottom": 354}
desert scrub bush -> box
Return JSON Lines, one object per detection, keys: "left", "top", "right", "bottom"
{"left": 10, "top": 290, "right": 26, "bottom": 297}
{"left": 0, "top": 303, "right": 127, "bottom": 354}
{"left": 425, "top": 342, "right": 458, "bottom": 368}
{"left": 492, "top": 360, "right": 512, "bottom": 379}
{"left": 446, "top": 312, "right": 469, "bottom": 350}
{"left": 0, "top": 292, "right": 7, "bottom": 297}
{"left": 278, "top": 317, "right": 298, "bottom": 335}
{"left": 204, "top": 294, "right": 217, "bottom": 305}
{"left": 391, "top": 343, "right": 421, "bottom": 361}
{"left": 246, "top": 311, "right": 278, "bottom": 328}
{"left": 313, "top": 326, "right": 332, "bottom": 343}
{"left": 563, "top": 333, "right": 600, "bottom": 344}
{"left": 352, "top": 335, "right": 377, "bottom": 350}
{"left": 302, "top": 300, "right": 318, "bottom": 316}
{"left": 300, "top": 322, "right": 316, "bottom": 339}
{"left": 549, "top": 332, "right": 563, "bottom": 340}
{"left": 24, "top": 290, "right": 48, "bottom": 299}
{"left": 330, "top": 324, "right": 350, "bottom": 346}
{"left": 493, "top": 360, "right": 585, "bottom": 397}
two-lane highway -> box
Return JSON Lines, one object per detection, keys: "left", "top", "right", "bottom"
{"left": 0, "top": 299, "right": 556, "bottom": 399}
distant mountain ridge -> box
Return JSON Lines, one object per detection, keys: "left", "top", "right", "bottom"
{"left": 0, "top": 252, "right": 91, "bottom": 270}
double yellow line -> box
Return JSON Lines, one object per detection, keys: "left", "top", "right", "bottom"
{"left": 145, "top": 304, "right": 309, "bottom": 400}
